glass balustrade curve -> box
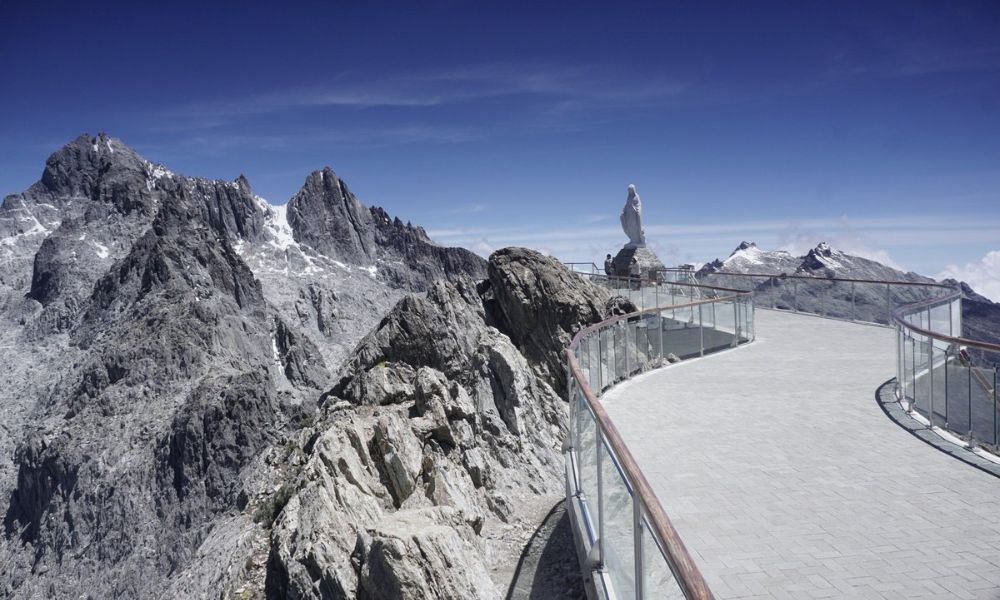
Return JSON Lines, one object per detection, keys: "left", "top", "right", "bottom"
{"left": 564, "top": 272, "right": 754, "bottom": 600}
{"left": 698, "top": 270, "right": 1000, "bottom": 458}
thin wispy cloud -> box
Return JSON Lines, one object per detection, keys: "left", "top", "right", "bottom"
{"left": 447, "top": 202, "right": 488, "bottom": 215}
{"left": 134, "top": 124, "right": 483, "bottom": 159}
{"left": 163, "top": 62, "right": 689, "bottom": 121}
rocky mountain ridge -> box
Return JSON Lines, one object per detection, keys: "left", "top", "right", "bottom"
{"left": 699, "top": 241, "right": 1000, "bottom": 346}
{"left": 1, "top": 134, "right": 559, "bottom": 600}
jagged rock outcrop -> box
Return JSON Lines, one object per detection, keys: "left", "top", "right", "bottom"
{"left": 288, "top": 168, "right": 377, "bottom": 265}
{"left": 267, "top": 248, "right": 608, "bottom": 599}
{"left": 483, "top": 247, "right": 609, "bottom": 394}
{"left": 286, "top": 168, "right": 486, "bottom": 291}
{"left": 605, "top": 295, "right": 638, "bottom": 316}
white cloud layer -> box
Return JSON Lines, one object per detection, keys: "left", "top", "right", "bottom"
{"left": 937, "top": 250, "right": 1000, "bottom": 303}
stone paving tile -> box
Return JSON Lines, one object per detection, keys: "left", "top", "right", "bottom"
{"left": 603, "top": 310, "right": 1000, "bottom": 599}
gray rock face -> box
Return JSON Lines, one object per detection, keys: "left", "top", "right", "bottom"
{"left": 287, "top": 168, "right": 487, "bottom": 291}
{"left": 611, "top": 245, "right": 665, "bottom": 279}
{"left": 288, "top": 168, "right": 377, "bottom": 265}
{"left": 356, "top": 508, "right": 499, "bottom": 600}
{"left": 3, "top": 190, "right": 316, "bottom": 599}
{"left": 0, "top": 134, "right": 506, "bottom": 600}
{"left": 605, "top": 295, "right": 639, "bottom": 316}
{"left": 484, "top": 247, "right": 609, "bottom": 395}
{"left": 267, "top": 249, "right": 609, "bottom": 599}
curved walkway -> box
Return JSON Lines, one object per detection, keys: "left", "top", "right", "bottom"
{"left": 603, "top": 310, "right": 1000, "bottom": 600}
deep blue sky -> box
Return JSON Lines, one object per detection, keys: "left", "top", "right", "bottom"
{"left": 2, "top": 1, "right": 999, "bottom": 294}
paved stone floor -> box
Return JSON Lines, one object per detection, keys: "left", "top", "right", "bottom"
{"left": 603, "top": 310, "right": 1000, "bottom": 599}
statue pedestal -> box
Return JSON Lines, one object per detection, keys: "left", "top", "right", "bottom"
{"left": 612, "top": 246, "right": 665, "bottom": 279}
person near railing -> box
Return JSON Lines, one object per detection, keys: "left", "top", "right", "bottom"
{"left": 604, "top": 253, "right": 613, "bottom": 276}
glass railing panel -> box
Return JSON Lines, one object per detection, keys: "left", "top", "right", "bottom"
{"left": 713, "top": 296, "right": 735, "bottom": 336}
{"left": 899, "top": 331, "right": 909, "bottom": 402}
{"left": 643, "top": 518, "right": 685, "bottom": 599}
{"left": 971, "top": 365, "right": 998, "bottom": 446}
{"left": 643, "top": 311, "right": 663, "bottom": 364}
{"left": 912, "top": 336, "right": 931, "bottom": 419}
{"left": 951, "top": 297, "right": 963, "bottom": 338}
{"left": 702, "top": 300, "right": 732, "bottom": 354}
{"left": 944, "top": 351, "right": 970, "bottom": 436}
{"left": 929, "top": 302, "right": 953, "bottom": 342}
{"left": 662, "top": 307, "right": 702, "bottom": 359}
{"left": 819, "top": 280, "right": 843, "bottom": 320}
{"left": 624, "top": 319, "right": 636, "bottom": 376}
{"left": 576, "top": 392, "right": 599, "bottom": 539}
{"left": 585, "top": 333, "right": 598, "bottom": 393}
{"left": 770, "top": 278, "right": 792, "bottom": 311}
{"left": 928, "top": 342, "right": 944, "bottom": 426}
{"left": 701, "top": 299, "right": 716, "bottom": 333}
{"left": 633, "top": 318, "right": 651, "bottom": 372}
{"left": 613, "top": 323, "right": 626, "bottom": 381}
{"left": 903, "top": 333, "right": 915, "bottom": 404}
{"left": 601, "top": 326, "right": 614, "bottom": 389}
{"left": 601, "top": 440, "right": 635, "bottom": 600}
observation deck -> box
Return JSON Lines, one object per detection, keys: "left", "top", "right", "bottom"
{"left": 563, "top": 271, "right": 1000, "bottom": 600}
{"left": 604, "top": 309, "right": 1000, "bottom": 599}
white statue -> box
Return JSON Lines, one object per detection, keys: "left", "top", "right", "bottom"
{"left": 620, "top": 184, "right": 645, "bottom": 248}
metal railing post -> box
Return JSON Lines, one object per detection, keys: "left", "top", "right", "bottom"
{"left": 929, "top": 343, "right": 935, "bottom": 428}
{"left": 851, "top": 281, "right": 856, "bottom": 322}
{"left": 948, "top": 299, "right": 954, "bottom": 337}
{"left": 623, "top": 322, "right": 630, "bottom": 376}
{"left": 699, "top": 304, "right": 705, "bottom": 357}
{"left": 896, "top": 327, "right": 903, "bottom": 400}
{"left": 886, "top": 283, "right": 891, "bottom": 325}
{"left": 793, "top": 279, "right": 798, "bottom": 313}
{"left": 943, "top": 348, "right": 950, "bottom": 428}
{"left": 911, "top": 337, "right": 917, "bottom": 413}
{"left": 734, "top": 297, "right": 741, "bottom": 342}
{"left": 994, "top": 366, "right": 998, "bottom": 449}
{"left": 633, "top": 496, "right": 645, "bottom": 600}
{"left": 968, "top": 361, "right": 974, "bottom": 445}
{"left": 596, "top": 330, "right": 603, "bottom": 392}
{"left": 596, "top": 435, "right": 605, "bottom": 569}
{"left": 657, "top": 309, "right": 663, "bottom": 364}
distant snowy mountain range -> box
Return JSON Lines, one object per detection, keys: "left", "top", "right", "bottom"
{"left": 698, "top": 241, "right": 1000, "bottom": 346}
